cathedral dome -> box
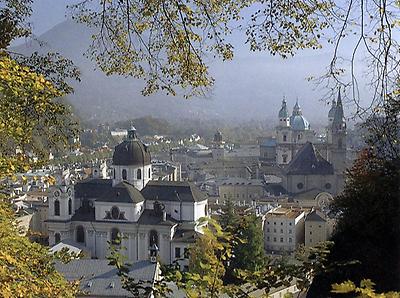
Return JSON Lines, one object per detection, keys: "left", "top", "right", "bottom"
{"left": 112, "top": 128, "right": 151, "bottom": 166}
{"left": 291, "top": 115, "right": 311, "bottom": 131}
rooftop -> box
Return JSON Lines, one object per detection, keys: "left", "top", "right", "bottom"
{"left": 55, "top": 259, "right": 157, "bottom": 297}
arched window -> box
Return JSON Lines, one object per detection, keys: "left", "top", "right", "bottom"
{"left": 54, "top": 200, "right": 60, "bottom": 216}
{"left": 149, "top": 230, "right": 159, "bottom": 247}
{"left": 55, "top": 233, "right": 61, "bottom": 244}
{"left": 283, "top": 135, "right": 287, "bottom": 142}
{"left": 148, "top": 168, "right": 151, "bottom": 178}
{"left": 111, "top": 228, "right": 120, "bottom": 245}
{"left": 122, "top": 169, "right": 127, "bottom": 180}
{"left": 76, "top": 226, "right": 85, "bottom": 243}
{"left": 113, "top": 168, "right": 116, "bottom": 179}
{"left": 68, "top": 199, "right": 72, "bottom": 215}
{"left": 137, "top": 169, "right": 142, "bottom": 180}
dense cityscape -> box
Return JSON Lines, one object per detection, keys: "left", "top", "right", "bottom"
{"left": 1, "top": 1, "right": 399, "bottom": 298}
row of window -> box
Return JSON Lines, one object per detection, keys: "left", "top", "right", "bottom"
{"left": 223, "top": 193, "right": 255, "bottom": 199}
{"left": 175, "top": 247, "right": 189, "bottom": 259}
{"left": 55, "top": 227, "right": 160, "bottom": 248}
{"left": 115, "top": 168, "right": 151, "bottom": 180}
{"left": 266, "top": 221, "right": 293, "bottom": 226}
{"left": 54, "top": 199, "right": 72, "bottom": 216}
{"left": 266, "top": 236, "right": 293, "bottom": 243}
{"left": 266, "top": 228, "right": 293, "bottom": 234}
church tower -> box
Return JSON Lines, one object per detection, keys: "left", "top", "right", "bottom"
{"left": 112, "top": 127, "right": 152, "bottom": 190}
{"left": 276, "top": 98, "right": 292, "bottom": 165}
{"left": 329, "top": 90, "right": 347, "bottom": 175}
{"left": 212, "top": 130, "right": 225, "bottom": 160}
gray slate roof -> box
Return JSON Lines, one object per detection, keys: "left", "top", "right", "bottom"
{"left": 141, "top": 181, "right": 207, "bottom": 202}
{"left": 172, "top": 229, "right": 200, "bottom": 243}
{"left": 75, "top": 178, "right": 112, "bottom": 199}
{"left": 305, "top": 209, "right": 327, "bottom": 222}
{"left": 97, "top": 181, "right": 145, "bottom": 204}
{"left": 286, "top": 142, "right": 334, "bottom": 175}
{"left": 137, "top": 209, "right": 178, "bottom": 226}
{"left": 113, "top": 139, "right": 151, "bottom": 166}
{"left": 55, "top": 259, "right": 157, "bottom": 297}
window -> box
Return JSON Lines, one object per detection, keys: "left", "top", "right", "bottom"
{"left": 280, "top": 222, "right": 283, "bottom": 226}
{"left": 113, "top": 168, "right": 116, "bottom": 179}
{"left": 267, "top": 236, "right": 270, "bottom": 241}
{"left": 149, "top": 230, "right": 159, "bottom": 247}
{"left": 310, "top": 231, "right": 312, "bottom": 235}
{"left": 297, "top": 182, "right": 304, "bottom": 190}
{"left": 280, "top": 229, "right": 283, "bottom": 233}
{"left": 111, "top": 206, "right": 120, "bottom": 219}
{"left": 267, "top": 221, "right": 270, "bottom": 225}
{"left": 68, "top": 199, "right": 72, "bottom": 215}
{"left": 111, "top": 228, "right": 120, "bottom": 245}
{"left": 274, "top": 229, "right": 277, "bottom": 233}
{"left": 280, "top": 238, "right": 283, "bottom": 242}
{"left": 289, "top": 238, "right": 292, "bottom": 243}
{"left": 55, "top": 233, "right": 61, "bottom": 244}
{"left": 274, "top": 222, "right": 276, "bottom": 225}
{"left": 204, "top": 205, "right": 208, "bottom": 216}
{"left": 319, "top": 225, "right": 322, "bottom": 228}
{"left": 122, "top": 169, "right": 127, "bottom": 180}
{"left": 273, "top": 237, "right": 277, "bottom": 242}
{"left": 76, "top": 226, "right": 85, "bottom": 243}
{"left": 223, "top": 194, "right": 227, "bottom": 198}
{"left": 325, "top": 183, "right": 332, "bottom": 189}
{"left": 267, "top": 228, "right": 270, "bottom": 232}
{"left": 137, "top": 169, "right": 142, "bottom": 179}
{"left": 283, "top": 135, "right": 287, "bottom": 142}
{"left": 175, "top": 247, "right": 181, "bottom": 258}
{"left": 148, "top": 168, "right": 151, "bottom": 178}
{"left": 310, "top": 239, "right": 312, "bottom": 243}
{"left": 283, "top": 154, "right": 287, "bottom": 163}
{"left": 54, "top": 200, "right": 60, "bottom": 216}
{"left": 289, "top": 222, "right": 292, "bottom": 226}
{"left": 298, "top": 134, "right": 302, "bottom": 140}
{"left": 289, "top": 229, "right": 292, "bottom": 234}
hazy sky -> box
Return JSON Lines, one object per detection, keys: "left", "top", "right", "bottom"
{"left": 23, "top": 0, "right": 372, "bottom": 124}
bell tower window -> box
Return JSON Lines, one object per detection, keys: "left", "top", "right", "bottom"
{"left": 122, "top": 169, "right": 127, "bottom": 180}
{"left": 54, "top": 200, "right": 60, "bottom": 216}
{"left": 137, "top": 169, "right": 142, "bottom": 180}
{"left": 68, "top": 199, "right": 72, "bottom": 215}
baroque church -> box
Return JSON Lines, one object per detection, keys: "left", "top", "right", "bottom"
{"left": 260, "top": 90, "right": 347, "bottom": 196}
{"left": 46, "top": 128, "right": 208, "bottom": 265}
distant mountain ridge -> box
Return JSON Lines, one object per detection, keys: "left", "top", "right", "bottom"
{"left": 12, "top": 20, "right": 332, "bottom": 124}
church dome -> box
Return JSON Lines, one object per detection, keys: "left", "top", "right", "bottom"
{"left": 291, "top": 115, "right": 310, "bottom": 131}
{"left": 112, "top": 128, "right": 151, "bottom": 166}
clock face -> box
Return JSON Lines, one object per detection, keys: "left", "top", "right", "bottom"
{"left": 54, "top": 190, "right": 61, "bottom": 197}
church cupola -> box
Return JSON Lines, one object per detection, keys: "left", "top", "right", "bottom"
{"left": 292, "top": 99, "right": 302, "bottom": 116}
{"left": 278, "top": 98, "right": 290, "bottom": 127}
{"left": 127, "top": 126, "right": 137, "bottom": 140}
{"left": 328, "top": 98, "right": 337, "bottom": 123}
{"left": 112, "top": 128, "right": 152, "bottom": 190}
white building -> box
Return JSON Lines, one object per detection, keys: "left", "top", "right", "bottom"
{"left": 46, "top": 128, "right": 208, "bottom": 265}
{"left": 264, "top": 207, "right": 305, "bottom": 253}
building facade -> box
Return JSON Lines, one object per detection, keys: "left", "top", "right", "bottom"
{"left": 46, "top": 128, "right": 208, "bottom": 265}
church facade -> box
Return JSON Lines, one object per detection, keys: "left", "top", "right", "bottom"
{"left": 261, "top": 91, "right": 347, "bottom": 195}
{"left": 46, "top": 128, "right": 208, "bottom": 265}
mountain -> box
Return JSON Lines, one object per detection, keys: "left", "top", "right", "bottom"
{"left": 12, "top": 20, "right": 334, "bottom": 124}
